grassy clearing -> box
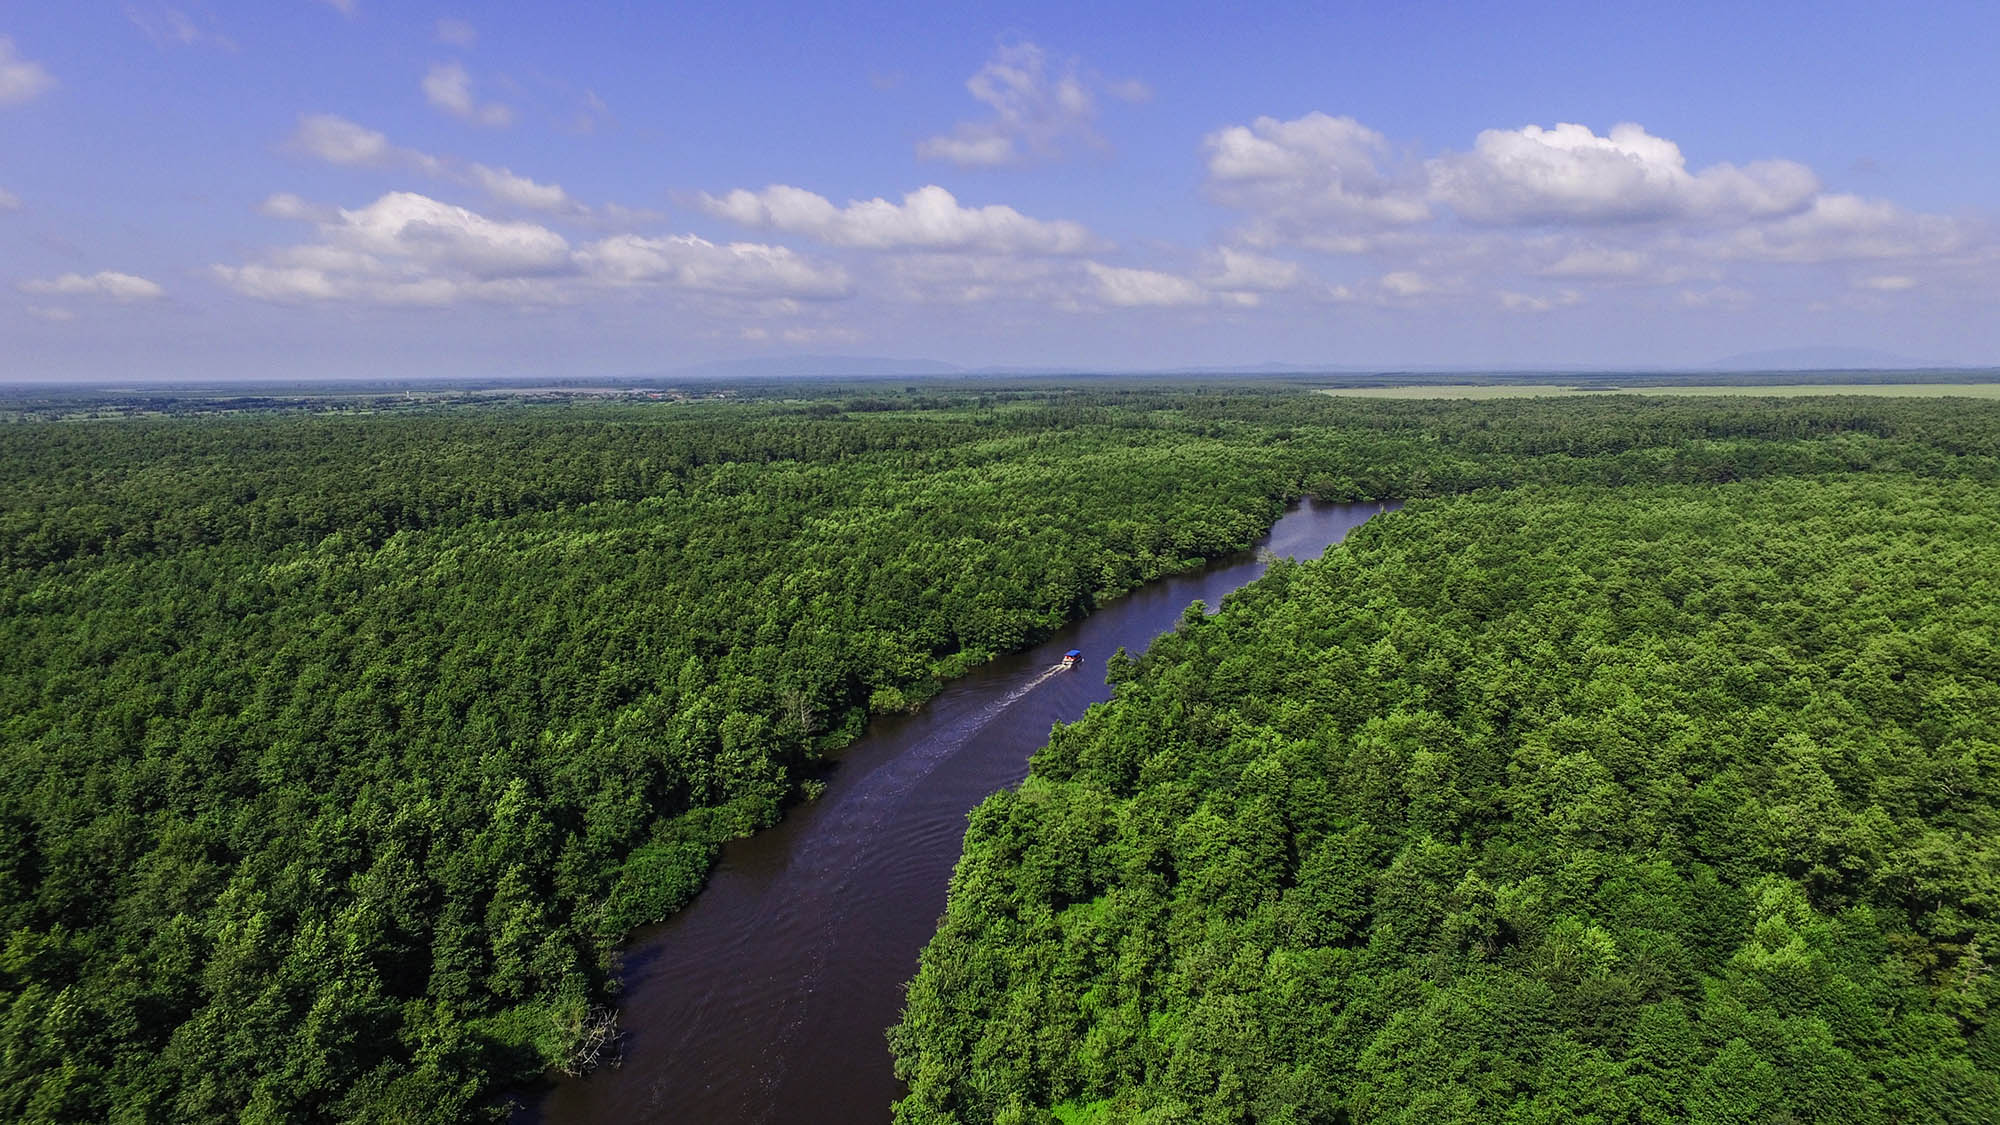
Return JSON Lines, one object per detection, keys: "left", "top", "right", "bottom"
{"left": 1317, "top": 382, "right": 2000, "bottom": 399}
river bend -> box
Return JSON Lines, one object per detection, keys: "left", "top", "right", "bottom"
{"left": 529, "top": 498, "right": 1392, "bottom": 1124}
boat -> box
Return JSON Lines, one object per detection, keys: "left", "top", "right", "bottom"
{"left": 1061, "top": 649, "right": 1082, "bottom": 668}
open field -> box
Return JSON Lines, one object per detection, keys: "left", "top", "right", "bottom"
{"left": 1318, "top": 382, "right": 2000, "bottom": 399}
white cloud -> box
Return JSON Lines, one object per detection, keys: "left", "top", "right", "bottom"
{"left": 216, "top": 192, "right": 570, "bottom": 305}
{"left": 1206, "top": 116, "right": 1821, "bottom": 240}
{"left": 1710, "top": 193, "right": 1974, "bottom": 263}
{"left": 1498, "top": 289, "right": 1582, "bottom": 313}
{"left": 0, "top": 187, "right": 19, "bottom": 211}
{"left": 1085, "top": 262, "right": 1207, "bottom": 307}
{"left": 1430, "top": 122, "right": 1819, "bottom": 225}
{"left": 1540, "top": 246, "right": 1649, "bottom": 278}
{"left": 218, "top": 190, "right": 849, "bottom": 306}
{"left": 575, "top": 235, "right": 852, "bottom": 299}
{"left": 293, "top": 113, "right": 387, "bottom": 164}
{"left": 20, "top": 271, "right": 166, "bottom": 300}
{"left": 920, "top": 133, "right": 1015, "bottom": 168}
{"left": 284, "top": 115, "right": 587, "bottom": 216}
{"left": 572, "top": 89, "right": 611, "bottom": 134}
{"left": 1205, "top": 113, "right": 1836, "bottom": 242}
{"left": 883, "top": 254, "right": 1076, "bottom": 305}
{"left": 126, "top": 5, "right": 237, "bottom": 51}
{"left": 1203, "top": 113, "right": 1431, "bottom": 247}
{"left": 1678, "top": 286, "right": 1753, "bottom": 309}
{"left": 423, "top": 62, "right": 512, "bottom": 127}
{"left": 214, "top": 262, "right": 347, "bottom": 302}
{"left": 471, "top": 165, "right": 574, "bottom": 212}
{"left": 326, "top": 191, "right": 571, "bottom": 276}
{"left": 918, "top": 42, "right": 1140, "bottom": 167}
{"left": 436, "top": 18, "right": 477, "bottom": 47}
{"left": 1105, "top": 78, "right": 1153, "bottom": 104}
{"left": 1857, "top": 274, "right": 1917, "bottom": 291}
{"left": 1379, "top": 271, "right": 1433, "bottom": 298}
{"left": 700, "top": 184, "right": 1097, "bottom": 254}
{"left": 285, "top": 113, "right": 446, "bottom": 175}
{"left": 26, "top": 305, "right": 77, "bottom": 322}
{"left": 259, "top": 192, "right": 334, "bottom": 221}
{"left": 1201, "top": 110, "right": 1990, "bottom": 310}
{"left": 316, "top": 0, "right": 356, "bottom": 16}
{"left": 886, "top": 247, "right": 1305, "bottom": 310}
{"left": 1203, "top": 247, "right": 1304, "bottom": 292}
{"left": 0, "top": 37, "right": 56, "bottom": 106}
{"left": 589, "top": 201, "right": 666, "bottom": 228}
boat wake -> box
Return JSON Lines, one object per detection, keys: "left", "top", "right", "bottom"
{"left": 830, "top": 661, "right": 1067, "bottom": 826}
{"left": 696, "top": 658, "right": 1078, "bottom": 1119}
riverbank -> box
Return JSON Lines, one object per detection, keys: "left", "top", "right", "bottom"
{"left": 525, "top": 499, "right": 1395, "bottom": 1124}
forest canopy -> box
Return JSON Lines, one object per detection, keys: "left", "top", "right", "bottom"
{"left": 893, "top": 472, "right": 2000, "bottom": 1123}
{"left": 3, "top": 386, "right": 1999, "bottom": 1121}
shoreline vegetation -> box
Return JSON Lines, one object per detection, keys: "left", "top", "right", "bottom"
{"left": 1319, "top": 382, "right": 2000, "bottom": 400}
{"left": 4, "top": 382, "right": 2000, "bottom": 1121}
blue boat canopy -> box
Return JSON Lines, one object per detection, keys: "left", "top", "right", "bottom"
{"left": 1064, "top": 649, "right": 1082, "bottom": 659}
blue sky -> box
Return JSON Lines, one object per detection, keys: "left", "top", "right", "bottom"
{"left": 4, "top": 1, "right": 1998, "bottom": 380}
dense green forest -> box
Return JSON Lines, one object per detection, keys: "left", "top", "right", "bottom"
{"left": 4, "top": 387, "right": 2000, "bottom": 1121}
{"left": 893, "top": 473, "right": 2000, "bottom": 1122}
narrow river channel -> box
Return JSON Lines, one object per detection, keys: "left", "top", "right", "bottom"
{"left": 526, "top": 498, "right": 1394, "bottom": 1125}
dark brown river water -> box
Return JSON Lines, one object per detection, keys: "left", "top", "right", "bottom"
{"left": 524, "top": 499, "right": 1393, "bottom": 1125}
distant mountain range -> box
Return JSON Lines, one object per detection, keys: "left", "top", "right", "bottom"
{"left": 644, "top": 349, "right": 1980, "bottom": 381}
{"left": 1698, "top": 346, "right": 1949, "bottom": 371}
{"left": 655, "top": 355, "right": 965, "bottom": 379}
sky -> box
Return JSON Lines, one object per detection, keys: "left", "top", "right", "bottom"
{"left": 4, "top": 1, "right": 1999, "bottom": 380}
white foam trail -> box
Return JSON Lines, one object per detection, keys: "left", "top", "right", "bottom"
{"left": 722, "top": 659, "right": 1077, "bottom": 1120}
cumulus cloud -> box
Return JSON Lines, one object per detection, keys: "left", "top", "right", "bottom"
{"left": 1539, "top": 246, "right": 1649, "bottom": 278}
{"left": 918, "top": 42, "right": 1143, "bottom": 167}
{"left": 1203, "top": 247, "right": 1305, "bottom": 292}
{"left": 0, "top": 37, "right": 56, "bottom": 106}
{"left": 259, "top": 192, "right": 334, "bottom": 221}
{"left": 20, "top": 271, "right": 166, "bottom": 300}
{"left": 699, "top": 184, "right": 1097, "bottom": 254}
{"left": 316, "top": 0, "right": 356, "bottom": 16}
{"left": 216, "top": 192, "right": 571, "bottom": 305}
{"left": 332, "top": 191, "right": 570, "bottom": 276}
{"left": 423, "top": 62, "right": 511, "bottom": 127}
{"left": 1105, "top": 78, "right": 1153, "bottom": 104}
{"left": 283, "top": 115, "right": 596, "bottom": 217}
{"left": 1084, "top": 262, "right": 1207, "bottom": 307}
{"left": 1498, "top": 289, "right": 1582, "bottom": 313}
{"left": 435, "top": 18, "right": 477, "bottom": 47}
{"left": 126, "top": 5, "right": 238, "bottom": 51}
{"left": 574, "top": 235, "right": 851, "bottom": 299}
{"left": 290, "top": 113, "right": 387, "bottom": 164}
{"left": 1709, "top": 193, "right": 1974, "bottom": 263}
{"left": 285, "top": 113, "right": 445, "bottom": 175}
{"left": 1430, "top": 123, "right": 1819, "bottom": 225}
{"left": 571, "top": 88, "right": 611, "bottom": 134}
{"left": 216, "top": 190, "right": 848, "bottom": 306}
{"left": 1677, "top": 286, "right": 1753, "bottom": 309}
{"left": 881, "top": 245, "right": 1312, "bottom": 311}
{"left": 1201, "top": 110, "right": 1988, "bottom": 307}
{"left": 1205, "top": 115, "right": 1824, "bottom": 242}
{"left": 882, "top": 254, "right": 1076, "bottom": 305}
{"left": 1379, "top": 271, "right": 1434, "bottom": 298}
{"left": 470, "top": 165, "right": 575, "bottom": 213}
{"left": 26, "top": 305, "right": 77, "bottom": 322}
{"left": 1856, "top": 274, "right": 1917, "bottom": 291}
{"left": 1204, "top": 113, "right": 1431, "bottom": 246}
{"left": 0, "top": 187, "right": 19, "bottom": 211}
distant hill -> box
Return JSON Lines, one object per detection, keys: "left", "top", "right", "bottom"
{"left": 1703, "top": 346, "right": 1949, "bottom": 371}
{"left": 659, "top": 355, "right": 964, "bottom": 379}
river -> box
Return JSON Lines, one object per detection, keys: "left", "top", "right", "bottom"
{"left": 525, "top": 498, "right": 1393, "bottom": 1124}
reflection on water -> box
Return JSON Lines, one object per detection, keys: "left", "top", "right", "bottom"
{"left": 527, "top": 499, "right": 1394, "bottom": 1125}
